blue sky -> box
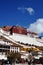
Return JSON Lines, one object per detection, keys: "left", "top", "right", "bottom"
{"left": 0, "top": 0, "right": 43, "bottom": 35}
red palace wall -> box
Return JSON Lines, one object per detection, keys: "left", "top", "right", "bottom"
{"left": 10, "top": 26, "right": 27, "bottom": 35}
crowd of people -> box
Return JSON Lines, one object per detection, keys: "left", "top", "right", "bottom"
{"left": 17, "top": 51, "right": 43, "bottom": 64}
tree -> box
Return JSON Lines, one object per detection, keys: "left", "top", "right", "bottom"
{"left": 7, "top": 52, "right": 21, "bottom": 65}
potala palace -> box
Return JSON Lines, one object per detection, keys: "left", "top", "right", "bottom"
{"left": 0, "top": 25, "right": 43, "bottom": 60}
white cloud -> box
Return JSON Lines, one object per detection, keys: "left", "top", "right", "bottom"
{"left": 25, "top": 8, "right": 34, "bottom": 15}
{"left": 28, "top": 19, "right": 43, "bottom": 34}
{"left": 17, "top": 7, "right": 22, "bottom": 10}
{"left": 17, "top": 7, "right": 34, "bottom": 15}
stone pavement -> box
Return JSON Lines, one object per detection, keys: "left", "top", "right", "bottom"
{"left": 12, "top": 63, "right": 28, "bottom": 65}
{"left": 13, "top": 63, "right": 42, "bottom": 65}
